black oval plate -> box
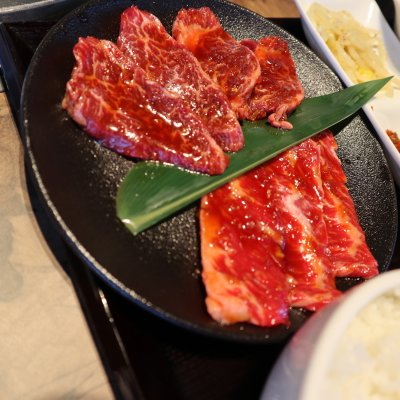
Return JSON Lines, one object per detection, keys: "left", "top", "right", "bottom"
{"left": 21, "top": 0, "right": 398, "bottom": 343}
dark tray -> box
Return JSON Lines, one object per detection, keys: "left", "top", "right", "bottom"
{"left": 0, "top": 6, "right": 398, "bottom": 399}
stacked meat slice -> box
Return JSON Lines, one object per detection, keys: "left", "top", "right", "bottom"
{"left": 118, "top": 7, "right": 243, "bottom": 153}
{"left": 62, "top": 37, "right": 228, "bottom": 174}
{"left": 200, "top": 130, "right": 378, "bottom": 327}
{"left": 173, "top": 7, "right": 304, "bottom": 128}
{"left": 63, "top": 6, "right": 243, "bottom": 175}
{"left": 172, "top": 7, "right": 261, "bottom": 115}
{"left": 240, "top": 37, "right": 305, "bottom": 128}
{"left": 63, "top": 6, "right": 306, "bottom": 175}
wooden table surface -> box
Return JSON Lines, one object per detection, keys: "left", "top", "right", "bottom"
{"left": 232, "top": 0, "right": 300, "bottom": 17}
{"left": 0, "top": 1, "right": 299, "bottom": 398}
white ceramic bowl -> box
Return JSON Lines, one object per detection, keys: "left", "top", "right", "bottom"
{"left": 261, "top": 269, "right": 400, "bottom": 400}
{"left": 293, "top": 0, "right": 400, "bottom": 186}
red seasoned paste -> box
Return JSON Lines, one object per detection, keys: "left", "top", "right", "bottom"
{"left": 62, "top": 37, "right": 228, "bottom": 175}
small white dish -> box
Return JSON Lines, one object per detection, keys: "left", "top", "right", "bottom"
{"left": 261, "top": 268, "right": 400, "bottom": 400}
{"left": 294, "top": 0, "right": 400, "bottom": 186}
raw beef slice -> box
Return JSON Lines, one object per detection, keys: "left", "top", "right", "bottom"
{"left": 200, "top": 130, "right": 377, "bottom": 326}
{"left": 200, "top": 178, "right": 290, "bottom": 327}
{"left": 315, "top": 132, "right": 378, "bottom": 278}
{"left": 117, "top": 6, "right": 243, "bottom": 152}
{"left": 172, "top": 7, "right": 261, "bottom": 115}
{"left": 240, "top": 36, "right": 304, "bottom": 128}
{"left": 62, "top": 36, "right": 228, "bottom": 175}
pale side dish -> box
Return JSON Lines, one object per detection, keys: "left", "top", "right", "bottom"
{"left": 308, "top": 3, "right": 400, "bottom": 97}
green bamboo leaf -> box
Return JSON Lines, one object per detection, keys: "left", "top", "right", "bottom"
{"left": 117, "top": 77, "right": 391, "bottom": 235}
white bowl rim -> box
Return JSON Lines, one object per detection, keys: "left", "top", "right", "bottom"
{"left": 301, "top": 268, "right": 400, "bottom": 399}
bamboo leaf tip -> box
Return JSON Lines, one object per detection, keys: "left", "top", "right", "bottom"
{"left": 121, "top": 217, "right": 140, "bottom": 235}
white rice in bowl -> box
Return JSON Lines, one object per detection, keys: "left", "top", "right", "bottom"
{"left": 322, "top": 287, "right": 400, "bottom": 399}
